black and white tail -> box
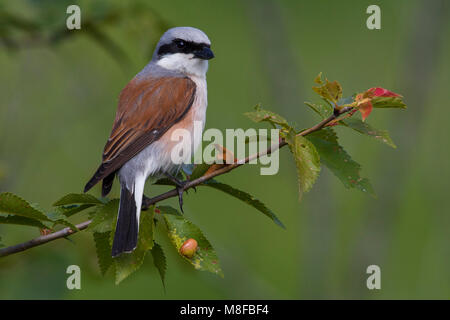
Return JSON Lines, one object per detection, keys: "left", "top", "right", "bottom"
{"left": 111, "top": 184, "right": 139, "bottom": 257}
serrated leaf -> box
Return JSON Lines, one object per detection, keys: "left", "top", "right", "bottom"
{"left": 87, "top": 199, "right": 119, "bottom": 233}
{"left": 45, "top": 211, "right": 79, "bottom": 231}
{"left": 93, "top": 231, "right": 113, "bottom": 276}
{"left": 160, "top": 207, "right": 223, "bottom": 277}
{"left": 113, "top": 206, "right": 155, "bottom": 284}
{"left": 55, "top": 204, "right": 96, "bottom": 218}
{"left": 342, "top": 118, "right": 396, "bottom": 148}
{"left": 0, "top": 193, "right": 78, "bottom": 230}
{"left": 371, "top": 96, "right": 407, "bottom": 109}
{"left": 286, "top": 134, "right": 321, "bottom": 198}
{"left": 304, "top": 102, "right": 333, "bottom": 119}
{"left": 0, "top": 192, "right": 51, "bottom": 221}
{"left": 309, "top": 128, "right": 375, "bottom": 196}
{"left": 244, "top": 107, "right": 291, "bottom": 130}
{"left": 0, "top": 215, "right": 48, "bottom": 229}
{"left": 53, "top": 193, "right": 103, "bottom": 206}
{"left": 151, "top": 242, "right": 167, "bottom": 289}
{"left": 203, "top": 180, "right": 285, "bottom": 229}
{"left": 312, "top": 76, "right": 343, "bottom": 104}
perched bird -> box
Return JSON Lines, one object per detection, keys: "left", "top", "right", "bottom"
{"left": 84, "top": 27, "right": 214, "bottom": 257}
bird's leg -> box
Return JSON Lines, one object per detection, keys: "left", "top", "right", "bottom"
{"left": 141, "top": 172, "right": 196, "bottom": 212}
{"left": 174, "top": 166, "right": 197, "bottom": 193}
{"left": 166, "top": 171, "right": 197, "bottom": 193}
{"left": 164, "top": 172, "right": 188, "bottom": 213}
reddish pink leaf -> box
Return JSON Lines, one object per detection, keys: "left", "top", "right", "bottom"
{"left": 358, "top": 99, "right": 373, "bottom": 121}
{"left": 367, "top": 87, "right": 401, "bottom": 98}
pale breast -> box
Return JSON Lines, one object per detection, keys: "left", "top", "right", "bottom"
{"left": 157, "top": 75, "right": 207, "bottom": 164}
{"left": 119, "top": 75, "right": 208, "bottom": 185}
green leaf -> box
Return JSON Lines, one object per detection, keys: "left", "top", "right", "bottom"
{"left": 45, "top": 211, "right": 79, "bottom": 231}
{"left": 88, "top": 199, "right": 119, "bottom": 233}
{"left": 55, "top": 204, "right": 96, "bottom": 218}
{"left": 312, "top": 75, "right": 343, "bottom": 104}
{"left": 308, "top": 128, "right": 375, "bottom": 196}
{"left": 0, "top": 192, "right": 50, "bottom": 221}
{"left": 93, "top": 231, "right": 113, "bottom": 276}
{"left": 0, "top": 193, "right": 78, "bottom": 230}
{"left": 372, "top": 96, "right": 407, "bottom": 109}
{"left": 151, "top": 242, "right": 167, "bottom": 289}
{"left": 244, "top": 105, "right": 292, "bottom": 130}
{"left": 203, "top": 180, "right": 285, "bottom": 229}
{"left": 160, "top": 207, "right": 223, "bottom": 277}
{"left": 156, "top": 205, "right": 182, "bottom": 216}
{"left": 0, "top": 236, "right": 4, "bottom": 248}
{"left": 286, "top": 134, "right": 321, "bottom": 198}
{"left": 113, "top": 206, "right": 155, "bottom": 284}
{"left": 0, "top": 215, "right": 48, "bottom": 229}
{"left": 53, "top": 193, "right": 103, "bottom": 206}
{"left": 342, "top": 118, "right": 396, "bottom": 148}
{"left": 304, "top": 102, "right": 333, "bottom": 119}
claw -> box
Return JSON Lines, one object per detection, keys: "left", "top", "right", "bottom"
{"left": 175, "top": 180, "right": 188, "bottom": 213}
{"left": 176, "top": 185, "right": 184, "bottom": 213}
{"left": 163, "top": 172, "right": 188, "bottom": 213}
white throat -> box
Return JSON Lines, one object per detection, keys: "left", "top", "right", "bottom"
{"left": 156, "top": 53, "right": 208, "bottom": 78}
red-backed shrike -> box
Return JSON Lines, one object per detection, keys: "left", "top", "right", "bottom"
{"left": 84, "top": 27, "right": 214, "bottom": 257}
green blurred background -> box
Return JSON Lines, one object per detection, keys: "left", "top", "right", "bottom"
{"left": 1, "top": 0, "right": 449, "bottom": 299}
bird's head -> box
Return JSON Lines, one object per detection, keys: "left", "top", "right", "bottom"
{"left": 153, "top": 27, "right": 214, "bottom": 78}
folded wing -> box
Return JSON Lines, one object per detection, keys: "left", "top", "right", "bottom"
{"left": 84, "top": 76, "right": 196, "bottom": 194}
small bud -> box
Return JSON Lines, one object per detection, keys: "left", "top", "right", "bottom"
{"left": 40, "top": 228, "right": 52, "bottom": 236}
{"left": 180, "top": 238, "right": 198, "bottom": 258}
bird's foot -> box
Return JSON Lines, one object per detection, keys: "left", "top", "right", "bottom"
{"left": 175, "top": 183, "right": 186, "bottom": 213}
{"left": 164, "top": 173, "right": 192, "bottom": 213}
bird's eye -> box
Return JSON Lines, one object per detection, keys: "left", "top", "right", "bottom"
{"left": 175, "top": 40, "right": 185, "bottom": 48}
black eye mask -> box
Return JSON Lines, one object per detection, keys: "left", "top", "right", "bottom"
{"left": 157, "top": 38, "right": 210, "bottom": 57}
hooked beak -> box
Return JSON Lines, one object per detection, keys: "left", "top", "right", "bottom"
{"left": 194, "top": 46, "right": 214, "bottom": 60}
